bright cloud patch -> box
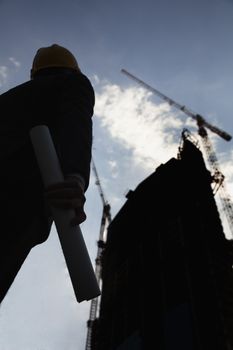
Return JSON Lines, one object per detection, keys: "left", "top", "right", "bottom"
{"left": 93, "top": 79, "right": 233, "bottom": 240}
{"left": 0, "top": 57, "right": 21, "bottom": 88}
{"left": 9, "top": 57, "right": 21, "bottom": 68}
{"left": 218, "top": 151, "right": 233, "bottom": 200}
{"left": 94, "top": 81, "right": 184, "bottom": 171}
{"left": 0, "top": 66, "right": 8, "bottom": 87}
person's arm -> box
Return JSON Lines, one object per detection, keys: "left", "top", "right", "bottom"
{"left": 46, "top": 73, "right": 95, "bottom": 225}
{"left": 51, "top": 73, "right": 94, "bottom": 191}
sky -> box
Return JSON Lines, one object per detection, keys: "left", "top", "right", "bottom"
{"left": 0, "top": 0, "right": 233, "bottom": 349}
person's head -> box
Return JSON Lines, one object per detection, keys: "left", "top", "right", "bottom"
{"left": 30, "top": 44, "right": 81, "bottom": 79}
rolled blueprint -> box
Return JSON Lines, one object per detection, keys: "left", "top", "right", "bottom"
{"left": 30, "top": 125, "right": 100, "bottom": 302}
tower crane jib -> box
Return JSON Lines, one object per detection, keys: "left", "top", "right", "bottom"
{"left": 121, "top": 69, "right": 232, "bottom": 142}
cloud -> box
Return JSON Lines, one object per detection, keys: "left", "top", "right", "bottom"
{"left": 217, "top": 151, "right": 233, "bottom": 202}
{"left": 93, "top": 79, "right": 233, "bottom": 240}
{"left": 0, "top": 57, "right": 21, "bottom": 88}
{"left": 9, "top": 57, "right": 21, "bottom": 68}
{"left": 94, "top": 80, "right": 184, "bottom": 171}
{"left": 108, "top": 159, "right": 118, "bottom": 178}
{"left": 0, "top": 66, "right": 8, "bottom": 87}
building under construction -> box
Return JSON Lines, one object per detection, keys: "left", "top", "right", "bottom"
{"left": 88, "top": 131, "right": 233, "bottom": 349}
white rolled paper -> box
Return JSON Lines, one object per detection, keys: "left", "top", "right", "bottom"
{"left": 30, "top": 125, "right": 100, "bottom": 302}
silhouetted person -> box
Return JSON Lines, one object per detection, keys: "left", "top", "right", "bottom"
{"left": 0, "top": 44, "right": 95, "bottom": 303}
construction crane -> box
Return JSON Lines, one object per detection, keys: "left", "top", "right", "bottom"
{"left": 85, "top": 158, "right": 112, "bottom": 350}
{"left": 121, "top": 69, "right": 233, "bottom": 239}
{"left": 121, "top": 69, "right": 232, "bottom": 142}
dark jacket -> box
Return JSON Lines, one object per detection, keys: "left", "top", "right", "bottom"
{"left": 0, "top": 70, "right": 94, "bottom": 302}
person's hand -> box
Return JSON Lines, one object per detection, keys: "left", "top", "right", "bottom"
{"left": 44, "top": 177, "right": 86, "bottom": 226}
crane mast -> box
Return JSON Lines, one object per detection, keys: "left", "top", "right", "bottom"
{"left": 85, "top": 158, "right": 111, "bottom": 350}
{"left": 121, "top": 69, "right": 233, "bottom": 238}
{"left": 198, "top": 125, "right": 233, "bottom": 237}
{"left": 92, "top": 158, "right": 108, "bottom": 209}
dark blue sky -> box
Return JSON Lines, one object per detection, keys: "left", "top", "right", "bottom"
{"left": 1, "top": 0, "right": 233, "bottom": 132}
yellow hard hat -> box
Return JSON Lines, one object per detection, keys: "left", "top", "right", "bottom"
{"left": 31, "top": 44, "right": 80, "bottom": 78}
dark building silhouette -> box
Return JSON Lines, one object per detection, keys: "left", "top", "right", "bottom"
{"left": 91, "top": 133, "right": 233, "bottom": 350}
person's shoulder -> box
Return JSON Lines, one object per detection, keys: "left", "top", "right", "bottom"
{"left": 65, "top": 72, "right": 94, "bottom": 88}
{"left": 0, "top": 80, "right": 33, "bottom": 100}
{"left": 60, "top": 72, "right": 95, "bottom": 99}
